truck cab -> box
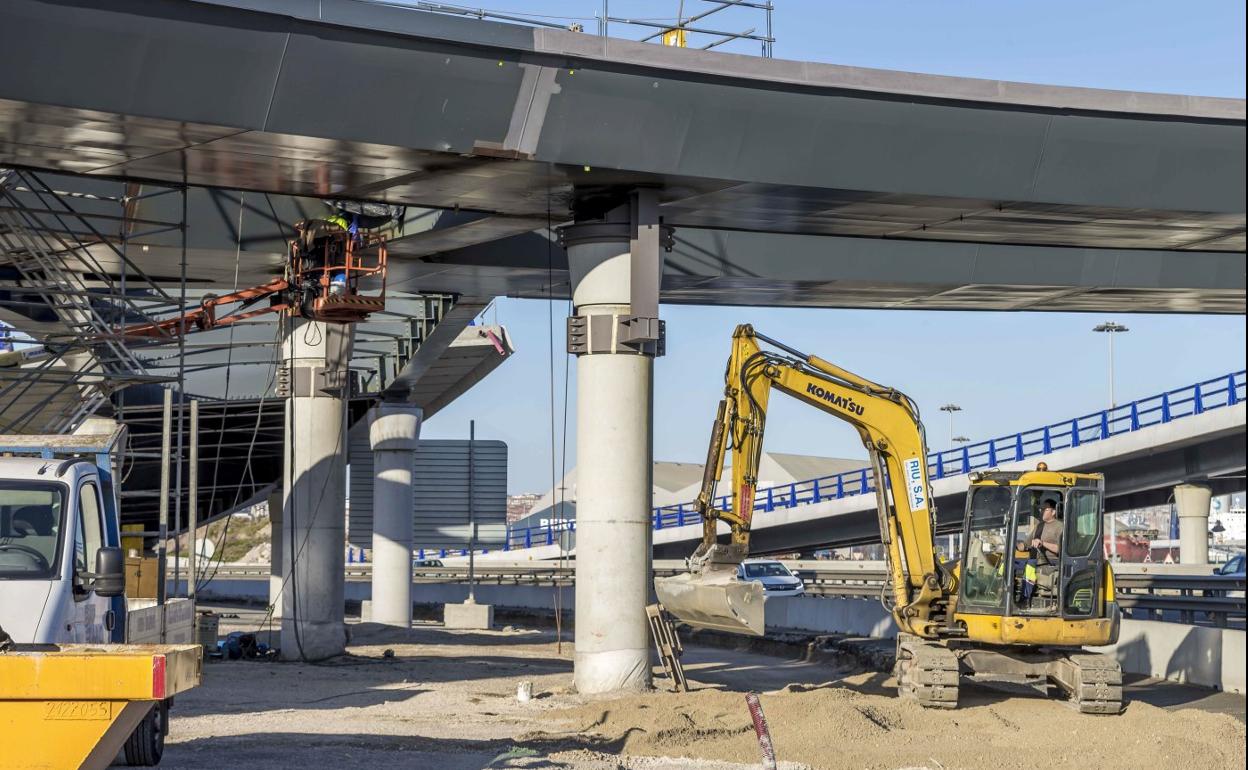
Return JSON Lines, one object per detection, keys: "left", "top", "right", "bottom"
{"left": 0, "top": 426, "right": 196, "bottom": 765}
{"left": 0, "top": 456, "right": 124, "bottom": 644}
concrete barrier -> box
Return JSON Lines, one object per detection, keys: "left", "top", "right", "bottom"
{"left": 192, "top": 579, "right": 1243, "bottom": 693}
{"left": 763, "top": 596, "right": 896, "bottom": 638}
{"left": 1093, "top": 619, "right": 1245, "bottom": 693}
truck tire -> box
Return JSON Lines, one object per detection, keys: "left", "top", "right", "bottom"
{"left": 124, "top": 699, "right": 167, "bottom": 766}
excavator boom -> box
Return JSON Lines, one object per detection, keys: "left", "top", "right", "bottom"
{"left": 655, "top": 325, "right": 950, "bottom": 638}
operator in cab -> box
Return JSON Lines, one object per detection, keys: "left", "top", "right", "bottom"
{"left": 1030, "top": 499, "right": 1063, "bottom": 565}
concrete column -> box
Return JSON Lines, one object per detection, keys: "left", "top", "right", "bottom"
{"left": 268, "top": 487, "right": 283, "bottom": 619}
{"left": 1175, "top": 483, "right": 1212, "bottom": 565}
{"left": 562, "top": 195, "right": 668, "bottom": 694}
{"left": 280, "top": 319, "right": 352, "bottom": 660}
{"left": 367, "top": 403, "right": 423, "bottom": 627}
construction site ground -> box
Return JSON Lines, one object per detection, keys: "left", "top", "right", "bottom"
{"left": 147, "top": 606, "right": 1246, "bottom": 770}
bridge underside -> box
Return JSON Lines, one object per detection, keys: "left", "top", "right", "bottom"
{"left": 2, "top": 0, "right": 1244, "bottom": 312}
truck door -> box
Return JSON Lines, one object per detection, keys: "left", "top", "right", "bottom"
{"left": 70, "top": 480, "right": 111, "bottom": 643}
{"left": 1061, "top": 481, "right": 1105, "bottom": 619}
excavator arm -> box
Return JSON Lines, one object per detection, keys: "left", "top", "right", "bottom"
{"left": 656, "top": 325, "right": 953, "bottom": 638}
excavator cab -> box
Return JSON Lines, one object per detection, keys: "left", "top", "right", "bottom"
{"left": 956, "top": 466, "right": 1117, "bottom": 646}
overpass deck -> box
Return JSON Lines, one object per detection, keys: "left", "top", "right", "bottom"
{"left": 2, "top": 0, "right": 1243, "bottom": 312}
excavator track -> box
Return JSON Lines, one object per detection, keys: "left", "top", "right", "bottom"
{"left": 895, "top": 633, "right": 959, "bottom": 709}
{"left": 1052, "top": 652, "right": 1123, "bottom": 715}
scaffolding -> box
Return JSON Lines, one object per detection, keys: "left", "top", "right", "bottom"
{"left": 0, "top": 167, "right": 186, "bottom": 434}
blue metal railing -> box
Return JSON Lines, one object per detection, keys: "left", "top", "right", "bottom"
{"left": 496, "top": 370, "right": 1244, "bottom": 551}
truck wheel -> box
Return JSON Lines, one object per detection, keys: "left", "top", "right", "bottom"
{"left": 124, "top": 699, "right": 167, "bottom": 766}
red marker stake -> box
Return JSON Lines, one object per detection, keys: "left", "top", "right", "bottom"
{"left": 745, "top": 691, "right": 778, "bottom": 770}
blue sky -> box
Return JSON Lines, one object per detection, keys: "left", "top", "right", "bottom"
{"left": 414, "top": 1, "right": 1247, "bottom": 492}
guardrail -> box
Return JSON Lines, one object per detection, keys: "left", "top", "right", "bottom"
{"left": 501, "top": 370, "right": 1245, "bottom": 551}
{"left": 209, "top": 563, "right": 1245, "bottom": 627}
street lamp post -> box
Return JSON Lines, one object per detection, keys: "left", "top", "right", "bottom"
{"left": 939, "top": 403, "right": 962, "bottom": 450}
{"left": 1093, "top": 322, "right": 1129, "bottom": 408}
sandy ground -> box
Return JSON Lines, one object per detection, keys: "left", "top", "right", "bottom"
{"left": 146, "top": 609, "right": 1246, "bottom": 770}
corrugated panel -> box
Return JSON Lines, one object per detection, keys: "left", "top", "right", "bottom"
{"left": 347, "top": 425, "right": 373, "bottom": 546}
{"left": 347, "top": 436, "right": 507, "bottom": 549}
{"left": 413, "top": 440, "right": 507, "bottom": 549}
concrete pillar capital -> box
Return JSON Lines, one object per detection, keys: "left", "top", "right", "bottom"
{"left": 368, "top": 403, "right": 423, "bottom": 452}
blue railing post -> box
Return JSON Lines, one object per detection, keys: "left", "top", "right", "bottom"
{"left": 1193, "top": 388, "right": 1204, "bottom": 415}
{"left": 1015, "top": 433, "right": 1024, "bottom": 461}
{"left": 1131, "top": 401, "right": 1141, "bottom": 428}
{"left": 765, "top": 487, "right": 774, "bottom": 512}
{"left": 439, "top": 549, "right": 447, "bottom": 558}
{"left": 1161, "top": 392, "right": 1171, "bottom": 422}
{"left": 1070, "top": 419, "right": 1080, "bottom": 448}
{"left": 677, "top": 505, "right": 685, "bottom": 527}
{"left": 812, "top": 478, "right": 821, "bottom": 503}
{"left": 834, "top": 474, "right": 843, "bottom": 498}
{"left": 545, "top": 523, "right": 553, "bottom": 545}
{"left": 788, "top": 482, "right": 798, "bottom": 508}
{"left": 861, "top": 468, "right": 870, "bottom": 493}
{"left": 987, "top": 441, "right": 997, "bottom": 467}
{"left": 935, "top": 454, "right": 945, "bottom": 479}
{"left": 1100, "top": 410, "right": 1110, "bottom": 439}
{"left": 418, "top": 548, "right": 425, "bottom": 560}
{"left": 1229, "top": 374, "right": 1240, "bottom": 406}
{"left": 524, "top": 529, "right": 532, "bottom": 549}
{"left": 1042, "top": 426, "right": 1051, "bottom": 454}
{"left": 961, "top": 446, "right": 970, "bottom": 473}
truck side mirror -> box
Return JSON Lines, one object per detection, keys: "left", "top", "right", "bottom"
{"left": 92, "top": 547, "right": 125, "bottom": 598}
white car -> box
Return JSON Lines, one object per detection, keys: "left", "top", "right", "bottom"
{"left": 737, "top": 559, "right": 805, "bottom": 597}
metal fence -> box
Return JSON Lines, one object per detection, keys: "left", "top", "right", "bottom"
{"left": 502, "top": 370, "right": 1245, "bottom": 551}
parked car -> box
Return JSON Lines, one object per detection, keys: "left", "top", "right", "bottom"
{"left": 413, "top": 558, "right": 445, "bottom": 569}
{"left": 737, "top": 559, "right": 805, "bottom": 597}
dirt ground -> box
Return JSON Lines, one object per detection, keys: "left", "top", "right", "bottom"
{"left": 147, "top": 609, "right": 1246, "bottom": 770}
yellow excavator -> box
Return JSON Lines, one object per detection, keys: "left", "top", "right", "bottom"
{"left": 655, "top": 325, "right": 1123, "bottom": 713}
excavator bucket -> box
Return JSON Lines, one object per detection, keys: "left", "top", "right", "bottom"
{"left": 654, "top": 565, "right": 766, "bottom": 636}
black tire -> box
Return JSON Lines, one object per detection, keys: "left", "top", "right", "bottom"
{"left": 123, "top": 699, "right": 167, "bottom": 766}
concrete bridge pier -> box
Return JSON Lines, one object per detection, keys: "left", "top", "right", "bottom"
{"left": 280, "top": 318, "right": 353, "bottom": 660}
{"left": 562, "top": 192, "right": 669, "bottom": 694}
{"left": 367, "top": 402, "right": 423, "bottom": 627}
{"left": 1175, "top": 482, "right": 1213, "bottom": 565}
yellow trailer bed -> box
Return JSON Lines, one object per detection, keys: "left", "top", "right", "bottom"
{"left": 0, "top": 644, "right": 201, "bottom": 770}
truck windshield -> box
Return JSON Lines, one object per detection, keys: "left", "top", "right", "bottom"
{"left": 0, "top": 482, "right": 66, "bottom": 579}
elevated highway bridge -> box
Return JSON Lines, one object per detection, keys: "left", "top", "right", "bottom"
{"left": 1, "top": 0, "right": 1243, "bottom": 675}
{"left": 497, "top": 370, "right": 1246, "bottom": 558}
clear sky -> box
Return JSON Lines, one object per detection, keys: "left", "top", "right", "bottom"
{"left": 413, "top": 0, "right": 1247, "bottom": 493}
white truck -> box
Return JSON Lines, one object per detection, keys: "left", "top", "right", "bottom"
{"left": 0, "top": 424, "right": 194, "bottom": 765}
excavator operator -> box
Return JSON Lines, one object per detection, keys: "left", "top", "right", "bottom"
{"left": 1031, "top": 499, "right": 1063, "bottom": 565}
{"left": 1015, "top": 498, "right": 1062, "bottom": 607}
